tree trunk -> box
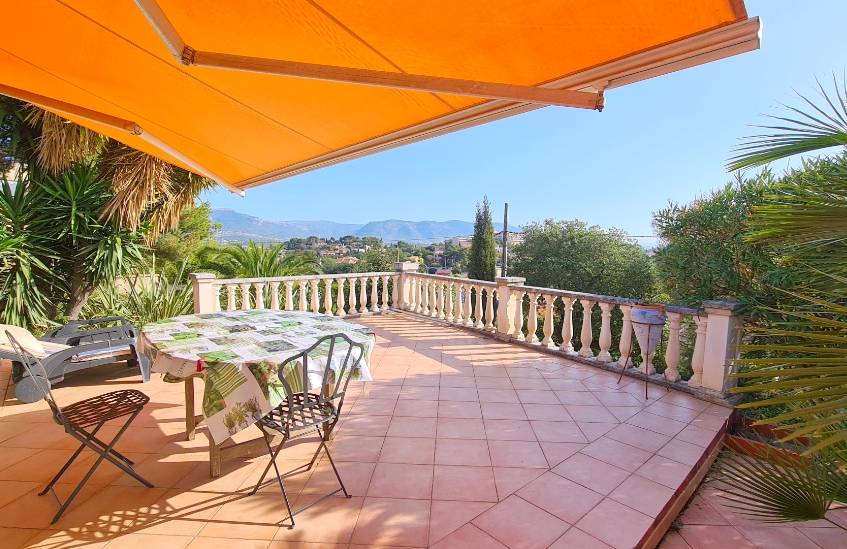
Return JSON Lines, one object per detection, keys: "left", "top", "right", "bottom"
{"left": 66, "top": 261, "right": 93, "bottom": 320}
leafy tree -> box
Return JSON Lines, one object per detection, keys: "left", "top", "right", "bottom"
{"left": 357, "top": 242, "right": 395, "bottom": 272}
{"left": 150, "top": 202, "right": 219, "bottom": 277}
{"left": 467, "top": 196, "right": 496, "bottom": 281}
{"left": 197, "top": 241, "right": 321, "bottom": 278}
{"left": 512, "top": 219, "right": 656, "bottom": 299}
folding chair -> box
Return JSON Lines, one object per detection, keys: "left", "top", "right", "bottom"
{"left": 4, "top": 331, "right": 153, "bottom": 524}
{"left": 250, "top": 333, "right": 364, "bottom": 528}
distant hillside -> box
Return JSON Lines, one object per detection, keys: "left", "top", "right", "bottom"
{"left": 212, "top": 209, "right": 502, "bottom": 243}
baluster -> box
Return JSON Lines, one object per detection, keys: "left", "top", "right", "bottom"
{"left": 270, "top": 282, "right": 280, "bottom": 310}
{"left": 420, "top": 279, "right": 429, "bottom": 315}
{"left": 463, "top": 284, "right": 474, "bottom": 327}
{"left": 297, "top": 280, "right": 309, "bottom": 311}
{"left": 664, "top": 312, "right": 682, "bottom": 382}
{"left": 254, "top": 282, "right": 265, "bottom": 309}
{"left": 284, "top": 281, "right": 294, "bottom": 311}
{"left": 689, "top": 315, "right": 707, "bottom": 387}
{"left": 542, "top": 294, "right": 554, "bottom": 348}
{"left": 239, "top": 283, "right": 251, "bottom": 310}
{"left": 429, "top": 279, "right": 438, "bottom": 317}
{"left": 358, "top": 276, "right": 367, "bottom": 313}
{"left": 437, "top": 281, "right": 446, "bottom": 319}
{"left": 617, "top": 305, "right": 633, "bottom": 368}
{"left": 454, "top": 283, "right": 464, "bottom": 324}
{"left": 597, "top": 302, "right": 613, "bottom": 362}
{"left": 445, "top": 281, "right": 454, "bottom": 322}
{"left": 578, "top": 299, "right": 595, "bottom": 358}
{"left": 348, "top": 278, "right": 357, "bottom": 314}
{"left": 370, "top": 276, "right": 379, "bottom": 313}
{"left": 485, "top": 288, "right": 495, "bottom": 331}
{"left": 324, "top": 278, "right": 334, "bottom": 314}
{"left": 336, "top": 278, "right": 346, "bottom": 317}
{"left": 226, "top": 285, "right": 236, "bottom": 311}
{"left": 310, "top": 279, "right": 320, "bottom": 313}
{"left": 391, "top": 275, "right": 399, "bottom": 308}
{"left": 214, "top": 285, "right": 222, "bottom": 312}
{"left": 473, "top": 286, "right": 484, "bottom": 328}
{"left": 381, "top": 275, "right": 390, "bottom": 309}
{"left": 526, "top": 291, "right": 539, "bottom": 343}
{"left": 560, "top": 297, "right": 575, "bottom": 353}
{"left": 512, "top": 290, "right": 525, "bottom": 340}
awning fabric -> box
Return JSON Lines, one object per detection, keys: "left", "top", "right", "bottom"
{"left": 1, "top": 1, "right": 759, "bottom": 193}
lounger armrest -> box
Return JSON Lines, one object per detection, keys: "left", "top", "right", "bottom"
{"left": 43, "top": 317, "right": 134, "bottom": 342}
{"left": 40, "top": 339, "right": 132, "bottom": 370}
{"left": 43, "top": 319, "right": 137, "bottom": 346}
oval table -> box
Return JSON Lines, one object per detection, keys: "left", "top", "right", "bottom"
{"left": 139, "top": 309, "right": 374, "bottom": 476}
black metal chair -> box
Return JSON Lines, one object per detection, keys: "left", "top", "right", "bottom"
{"left": 250, "top": 333, "right": 364, "bottom": 528}
{"left": 4, "top": 331, "right": 153, "bottom": 524}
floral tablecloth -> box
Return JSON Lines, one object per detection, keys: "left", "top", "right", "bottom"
{"left": 138, "top": 309, "right": 373, "bottom": 444}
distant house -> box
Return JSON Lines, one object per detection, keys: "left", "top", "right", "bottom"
{"left": 435, "top": 268, "right": 452, "bottom": 276}
{"left": 406, "top": 255, "right": 422, "bottom": 263}
{"left": 495, "top": 230, "right": 524, "bottom": 246}
{"left": 337, "top": 256, "right": 359, "bottom": 265}
{"left": 449, "top": 236, "right": 473, "bottom": 249}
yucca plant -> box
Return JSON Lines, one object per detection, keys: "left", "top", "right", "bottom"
{"left": 716, "top": 74, "right": 847, "bottom": 522}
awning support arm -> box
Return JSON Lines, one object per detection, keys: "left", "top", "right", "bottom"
{"left": 133, "top": 0, "right": 604, "bottom": 110}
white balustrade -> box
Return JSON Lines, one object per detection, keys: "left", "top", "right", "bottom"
{"left": 560, "top": 297, "right": 575, "bottom": 353}
{"left": 665, "top": 312, "right": 682, "bottom": 382}
{"left": 348, "top": 278, "right": 357, "bottom": 314}
{"left": 597, "top": 302, "right": 613, "bottom": 362}
{"left": 485, "top": 288, "right": 495, "bottom": 331}
{"left": 227, "top": 285, "right": 237, "bottom": 311}
{"left": 445, "top": 281, "right": 454, "bottom": 322}
{"left": 454, "top": 283, "right": 464, "bottom": 324}
{"left": 324, "top": 279, "right": 333, "bottom": 315}
{"left": 381, "top": 275, "right": 391, "bottom": 310}
{"left": 254, "top": 282, "right": 265, "bottom": 309}
{"left": 358, "top": 276, "right": 367, "bottom": 314}
{"left": 526, "top": 291, "right": 539, "bottom": 344}
{"left": 689, "top": 315, "right": 707, "bottom": 387}
{"left": 284, "top": 281, "right": 294, "bottom": 311}
{"left": 336, "top": 278, "right": 346, "bottom": 317}
{"left": 298, "top": 281, "right": 307, "bottom": 312}
{"left": 270, "top": 282, "right": 280, "bottom": 310}
{"left": 437, "top": 281, "right": 446, "bottom": 320}
{"left": 370, "top": 276, "right": 379, "bottom": 313}
{"left": 473, "top": 286, "right": 483, "bottom": 329}
{"left": 542, "top": 294, "right": 554, "bottom": 348}
{"left": 239, "top": 283, "right": 250, "bottom": 310}
{"left": 513, "top": 290, "right": 525, "bottom": 341}
{"left": 310, "top": 279, "right": 320, "bottom": 313}
{"left": 618, "top": 305, "right": 633, "bottom": 367}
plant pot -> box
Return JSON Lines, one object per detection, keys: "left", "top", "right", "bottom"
{"left": 631, "top": 304, "right": 666, "bottom": 375}
{"left": 724, "top": 434, "right": 808, "bottom": 468}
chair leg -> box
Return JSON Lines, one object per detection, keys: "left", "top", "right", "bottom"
{"left": 315, "top": 426, "right": 350, "bottom": 498}
{"left": 256, "top": 432, "right": 295, "bottom": 528}
{"left": 39, "top": 422, "right": 107, "bottom": 496}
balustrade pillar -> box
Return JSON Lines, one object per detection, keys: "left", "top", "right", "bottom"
{"left": 597, "top": 302, "right": 613, "bottom": 362}
{"left": 408, "top": 276, "right": 417, "bottom": 311}
{"left": 445, "top": 281, "right": 454, "bottom": 322}
{"left": 464, "top": 284, "right": 474, "bottom": 327}
{"left": 227, "top": 285, "right": 237, "bottom": 311}
{"left": 560, "top": 297, "right": 574, "bottom": 353}
{"left": 310, "top": 279, "right": 320, "bottom": 313}
{"left": 420, "top": 279, "right": 428, "bottom": 314}
{"left": 348, "top": 278, "right": 357, "bottom": 314}
{"left": 454, "top": 284, "right": 464, "bottom": 324}
{"left": 189, "top": 273, "right": 217, "bottom": 314}
{"left": 578, "top": 299, "right": 595, "bottom": 358}
{"left": 358, "top": 277, "right": 367, "bottom": 313}
{"left": 664, "top": 312, "right": 682, "bottom": 382}
{"left": 239, "top": 283, "right": 251, "bottom": 310}
{"left": 437, "top": 281, "right": 446, "bottom": 319}
{"left": 270, "top": 282, "right": 280, "bottom": 310}
{"left": 254, "top": 282, "right": 265, "bottom": 309}
{"left": 336, "top": 279, "right": 346, "bottom": 317}
{"left": 370, "top": 277, "right": 379, "bottom": 313}
{"left": 512, "top": 290, "right": 525, "bottom": 341}
{"left": 542, "top": 294, "right": 554, "bottom": 348}
{"left": 526, "top": 292, "right": 539, "bottom": 343}
{"left": 473, "top": 286, "right": 483, "bottom": 328}
{"left": 485, "top": 288, "right": 495, "bottom": 331}
{"left": 617, "top": 305, "right": 633, "bottom": 368}
{"left": 429, "top": 279, "right": 438, "bottom": 317}
{"left": 284, "top": 281, "right": 294, "bottom": 311}
{"left": 298, "top": 281, "right": 308, "bottom": 311}
{"left": 689, "top": 315, "right": 707, "bottom": 387}
{"left": 324, "top": 279, "right": 334, "bottom": 314}
{"left": 699, "top": 301, "right": 742, "bottom": 393}
{"left": 495, "top": 277, "right": 526, "bottom": 339}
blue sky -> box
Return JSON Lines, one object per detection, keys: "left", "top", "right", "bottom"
{"left": 204, "top": 1, "right": 846, "bottom": 244}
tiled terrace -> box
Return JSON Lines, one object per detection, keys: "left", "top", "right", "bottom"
{"left": 0, "top": 313, "right": 732, "bottom": 548}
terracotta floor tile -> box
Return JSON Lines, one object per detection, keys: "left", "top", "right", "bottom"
{"left": 328, "top": 435, "right": 383, "bottom": 462}
{"left": 54, "top": 484, "right": 169, "bottom": 535}
{"left": 101, "top": 532, "right": 192, "bottom": 548}
{"left": 430, "top": 523, "right": 508, "bottom": 548}
{"left": 518, "top": 471, "right": 604, "bottom": 523}
{"left": 348, "top": 398, "right": 396, "bottom": 416}
{"left": 386, "top": 416, "right": 436, "bottom": 438}
{"left": 516, "top": 389, "right": 560, "bottom": 404}
{"left": 487, "top": 440, "right": 548, "bottom": 468}
{"left": 580, "top": 437, "right": 653, "bottom": 472}
{"left": 678, "top": 496, "right": 729, "bottom": 526}
{"left": 367, "top": 463, "right": 432, "bottom": 499}
{"left": 393, "top": 399, "right": 437, "bottom": 418}
{"left": 473, "top": 495, "right": 569, "bottom": 549}
{"left": 0, "top": 480, "right": 40, "bottom": 508}
{"left": 474, "top": 367, "right": 509, "bottom": 378}
{"left": 523, "top": 404, "right": 572, "bottom": 421}
{"left": 436, "top": 417, "right": 486, "bottom": 439}
{"left": 675, "top": 425, "right": 719, "bottom": 448}
{"left": 337, "top": 415, "right": 391, "bottom": 437}
{"left": 553, "top": 453, "right": 630, "bottom": 495}
{"left": 22, "top": 530, "right": 109, "bottom": 548}
{"left": 492, "top": 467, "right": 546, "bottom": 500}
{"left": 133, "top": 489, "right": 228, "bottom": 537}
{"left": 566, "top": 405, "right": 619, "bottom": 423}
{"left": 398, "top": 386, "right": 439, "bottom": 400}
{"left": 577, "top": 422, "right": 616, "bottom": 442}
{"left": 188, "top": 537, "right": 269, "bottom": 548}
{"left": 797, "top": 526, "right": 847, "bottom": 549}
{"left": 272, "top": 494, "right": 363, "bottom": 544}
{"left": 438, "top": 387, "right": 479, "bottom": 402}
{"left": 509, "top": 378, "right": 550, "bottom": 390}
{"left": 609, "top": 474, "right": 675, "bottom": 518}
{"left": 483, "top": 419, "right": 536, "bottom": 441}
{"left": 556, "top": 391, "right": 602, "bottom": 406}
{"left": 660, "top": 530, "right": 693, "bottom": 549}
{"left": 645, "top": 401, "right": 702, "bottom": 423}
{"left": 437, "top": 401, "right": 482, "bottom": 419}
{"left": 659, "top": 438, "right": 706, "bottom": 466}
{"left": 477, "top": 389, "right": 520, "bottom": 403}
{"left": 636, "top": 455, "right": 691, "bottom": 489}
{"left": 605, "top": 423, "right": 671, "bottom": 453}
{"left": 627, "top": 411, "right": 688, "bottom": 437}
{"left": 0, "top": 446, "right": 38, "bottom": 471}
{"left": 435, "top": 438, "right": 491, "bottom": 466}
{"left": 538, "top": 442, "right": 585, "bottom": 468}
{"left": 475, "top": 377, "right": 514, "bottom": 389}
{"left": 738, "top": 526, "right": 821, "bottom": 549}
{"left": 593, "top": 392, "right": 644, "bottom": 407}
{"left": 576, "top": 498, "right": 653, "bottom": 549}
{"left": 607, "top": 406, "right": 644, "bottom": 422}
{"left": 350, "top": 497, "right": 430, "bottom": 547}
{"left": 302, "top": 460, "right": 374, "bottom": 497}
{"left": 428, "top": 500, "right": 495, "bottom": 544}
{"left": 531, "top": 420, "right": 587, "bottom": 443}
{"left": 378, "top": 436, "right": 435, "bottom": 464}
{"left": 551, "top": 528, "right": 615, "bottom": 548}
{"left": 438, "top": 376, "right": 476, "bottom": 388}
{"left": 0, "top": 527, "right": 39, "bottom": 549}
{"left": 432, "top": 465, "right": 498, "bottom": 502}
{"left": 678, "top": 525, "right": 755, "bottom": 549}
{"left": 480, "top": 401, "right": 526, "bottom": 420}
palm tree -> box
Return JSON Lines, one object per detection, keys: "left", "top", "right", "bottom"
{"left": 717, "top": 75, "right": 847, "bottom": 522}
{"left": 205, "top": 241, "right": 321, "bottom": 278}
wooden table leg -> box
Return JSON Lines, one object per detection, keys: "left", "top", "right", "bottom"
{"left": 206, "top": 430, "right": 275, "bottom": 478}
{"left": 184, "top": 375, "right": 204, "bottom": 441}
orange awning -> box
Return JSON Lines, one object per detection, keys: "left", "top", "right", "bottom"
{"left": 1, "top": 1, "right": 759, "bottom": 194}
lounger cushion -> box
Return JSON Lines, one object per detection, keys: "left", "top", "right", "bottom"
{"left": 0, "top": 324, "right": 45, "bottom": 356}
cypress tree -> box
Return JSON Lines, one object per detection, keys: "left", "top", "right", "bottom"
{"left": 467, "top": 196, "right": 497, "bottom": 281}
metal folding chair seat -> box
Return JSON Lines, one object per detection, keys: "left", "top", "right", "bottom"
{"left": 251, "top": 333, "right": 364, "bottom": 529}
{"left": 4, "top": 331, "right": 153, "bottom": 524}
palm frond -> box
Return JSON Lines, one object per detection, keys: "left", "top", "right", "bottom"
{"left": 25, "top": 106, "right": 104, "bottom": 175}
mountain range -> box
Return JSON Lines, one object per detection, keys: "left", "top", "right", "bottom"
{"left": 212, "top": 209, "right": 504, "bottom": 244}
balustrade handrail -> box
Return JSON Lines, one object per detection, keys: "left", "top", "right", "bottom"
{"left": 407, "top": 272, "right": 497, "bottom": 286}
{"left": 518, "top": 284, "right": 701, "bottom": 315}
{"left": 213, "top": 271, "right": 395, "bottom": 285}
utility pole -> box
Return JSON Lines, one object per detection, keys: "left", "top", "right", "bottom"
{"left": 501, "top": 202, "right": 509, "bottom": 277}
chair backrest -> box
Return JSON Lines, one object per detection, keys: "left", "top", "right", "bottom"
{"left": 4, "top": 330, "right": 64, "bottom": 420}
{"left": 276, "top": 333, "right": 365, "bottom": 412}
